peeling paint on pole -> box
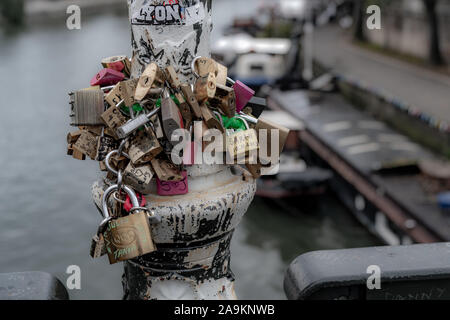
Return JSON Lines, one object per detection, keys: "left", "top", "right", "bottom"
{"left": 93, "top": 165, "right": 256, "bottom": 300}
{"left": 128, "top": 0, "right": 212, "bottom": 82}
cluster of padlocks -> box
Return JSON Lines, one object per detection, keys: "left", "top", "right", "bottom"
{"left": 66, "top": 55, "right": 289, "bottom": 265}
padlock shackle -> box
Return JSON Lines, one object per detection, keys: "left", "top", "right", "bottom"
{"left": 226, "top": 77, "right": 235, "bottom": 85}
{"left": 105, "top": 150, "right": 130, "bottom": 176}
{"left": 236, "top": 116, "right": 250, "bottom": 130}
{"left": 191, "top": 56, "right": 202, "bottom": 78}
{"left": 238, "top": 112, "right": 258, "bottom": 125}
{"left": 101, "top": 184, "right": 140, "bottom": 219}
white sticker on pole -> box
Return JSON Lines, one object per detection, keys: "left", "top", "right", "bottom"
{"left": 132, "top": 2, "right": 205, "bottom": 26}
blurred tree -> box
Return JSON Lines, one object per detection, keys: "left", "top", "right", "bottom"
{"left": 353, "top": 0, "right": 366, "bottom": 41}
{"left": 422, "top": 0, "right": 444, "bottom": 65}
{"left": 0, "top": 0, "right": 24, "bottom": 26}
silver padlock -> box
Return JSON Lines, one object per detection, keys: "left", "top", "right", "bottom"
{"left": 116, "top": 107, "right": 161, "bottom": 139}
{"left": 69, "top": 89, "right": 105, "bottom": 126}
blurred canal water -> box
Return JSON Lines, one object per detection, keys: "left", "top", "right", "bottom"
{"left": 0, "top": 0, "right": 380, "bottom": 300}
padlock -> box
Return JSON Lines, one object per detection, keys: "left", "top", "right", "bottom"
{"left": 67, "top": 144, "right": 74, "bottom": 156}
{"left": 239, "top": 113, "right": 290, "bottom": 159}
{"left": 245, "top": 163, "right": 262, "bottom": 179}
{"left": 101, "top": 55, "right": 131, "bottom": 77}
{"left": 200, "top": 102, "right": 224, "bottom": 133}
{"left": 156, "top": 171, "right": 188, "bottom": 196}
{"left": 123, "top": 162, "right": 154, "bottom": 194}
{"left": 73, "top": 130, "right": 99, "bottom": 160}
{"left": 227, "top": 78, "right": 255, "bottom": 113}
{"left": 150, "top": 113, "right": 165, "bottom": 140}
{"left": 151, "top": 158, "right": 183, "bottom": 182}
{"left": 90, "top": 68, "right": 125, "bottom": 87}
{"left": 105, "top": 82, "right": 124, "bottom": 108}
{"left": 225, "top": 117, "right": 259, "bottom": 163}
{"left": 194, "top": 72, "right": 216, "bottom": 102}
{"left": 192, "top": 56, "right": 228, "bottom": 86}
{"left": 181, "top": 84, "right": 203, "bottom": 119}
{"left": 209, "top": 84, "right": 236, "bottom": 118}
{"left": 135, "top": 63, "right": 165, "bottom": 101}
{"left": 90, "top": 233, "right": 107, "bottom": 259}
{"left": 100, "top": 184, "right": 156, "bottom": 264}
{"left": 128, "top": 129, "right": 163, "bottom": 165}
{"left": 124, "top": 193, "right": 146, "bottom": 213}
{"left": 71, "top": 145, "right": 86, "bottom": 160}
{"left": 101, "top": 106, "right": 127, "bottom": 133}
{"left": 216, "top": 63, "right": 228, "bottom": 86}
{"left": 96, "top": 129, "right": 118, "bottom": 162}
{"left": 161, "top": 94, "right": 184, "bottom": 143}
{"left": 246, "top": 96, "right": 267, "bottom": 119}
{"left": 116, "top": 107, "right": 160, "bottom": 139}
{"left": 67, "top": 130, "right": 83, "bottom": 144}
{"left": 121, "top": 79, "right": 139, "bottom": 108}
{"left": 69, "top": 89, "right": 105, "bottom": 126}
{"left": 165, "top": 65, "right": 181, "bottom": 89}
{"left": 174, "top": 92, "right": 193, "bottom": 129}
{"left": 191, "top": 56, "right": 219, "bottom": 78}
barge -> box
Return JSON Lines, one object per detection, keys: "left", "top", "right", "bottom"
{"left": 269, "top": 89, "right": 450, "bottom": 245}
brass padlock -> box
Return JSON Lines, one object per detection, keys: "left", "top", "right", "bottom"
{"left": 121, "top": 79, "right": 139, "bottom": 107}
{"left": 181, "top": 84, "right": 203, "bottom": 119}
{"left": 209, "top": 84, "right": 236, "bottom": 118}
{"left": 194, "top": 72, "right": 217, "bottom": 102}
{"left": 175, "top": 92, "right": 193, "bottom": 129}
{"left": 151, "top": 158, "right": 183, "bottom": 182}
{"left": 100, "top": 185, "right": 156, "bottom": 264}
{"left": 67, "top": 130, "right": 83, "bottom": 145}
{"left": 101, "top": 106, "right": 127, "bottom": 133}
{"left": 200, "top": 102, "right": 224, "bottom": 133}
{"left": 255, "top": 118, "right": 290, "bottom": 158}
{"left": 123, "top": 162, "right": 155, "bottom": 194}
{"left": 192, "top": 56, "right": 218, "bottom": 78}
{"left": 240, "top": 113, "right": 290, "bottom": 161}
{"left": 165, "top": 65, "right": 181, "bottom": 89}
{"left": 69, "top": 89, "right": 105, "bottom": 126}
{"left": 73, "top": 130, "right": 99, "bottom": 160}
{"left": 128, "top": 129, "right": 163, "bottom": 165}
{"left": 225, "top": 117, "right": 259, "bottom": 163}
{"left": 135, "top": 63, "right": 165, "bottom": 101}
{"left": 96, "top": 129, "right": 117, "bottom": 162}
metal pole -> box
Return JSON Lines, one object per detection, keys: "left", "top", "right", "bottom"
{"left": 108, "top": 0, "right": 257, "bottom": 300}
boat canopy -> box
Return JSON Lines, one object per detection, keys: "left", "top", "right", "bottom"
{"left": 212, "top": 33, "right": 292, "bottom": 56}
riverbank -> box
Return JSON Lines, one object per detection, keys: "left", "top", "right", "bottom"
{"left": 313, "top": 24, "right": 450, "bottom": 158}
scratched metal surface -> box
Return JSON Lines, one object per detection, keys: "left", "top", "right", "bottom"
{"left": 0, "top": 1, "right": 379, "bottom": 300}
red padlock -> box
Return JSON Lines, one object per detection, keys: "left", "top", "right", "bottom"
{"left": 90, "top": 68, "right": 124, "bottom": 87}
{"left": 124, "top": 192, "right": 147, "bottom": 212}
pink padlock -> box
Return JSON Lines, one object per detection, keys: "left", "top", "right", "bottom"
{"left": 157, "top": 171, "right": 188, "bottom": 196}
{"left": 229, "top": 78, "right": 255, "bottom": 113}
{"left": 90, "top": 68, "right": 124, "bottom": 87}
